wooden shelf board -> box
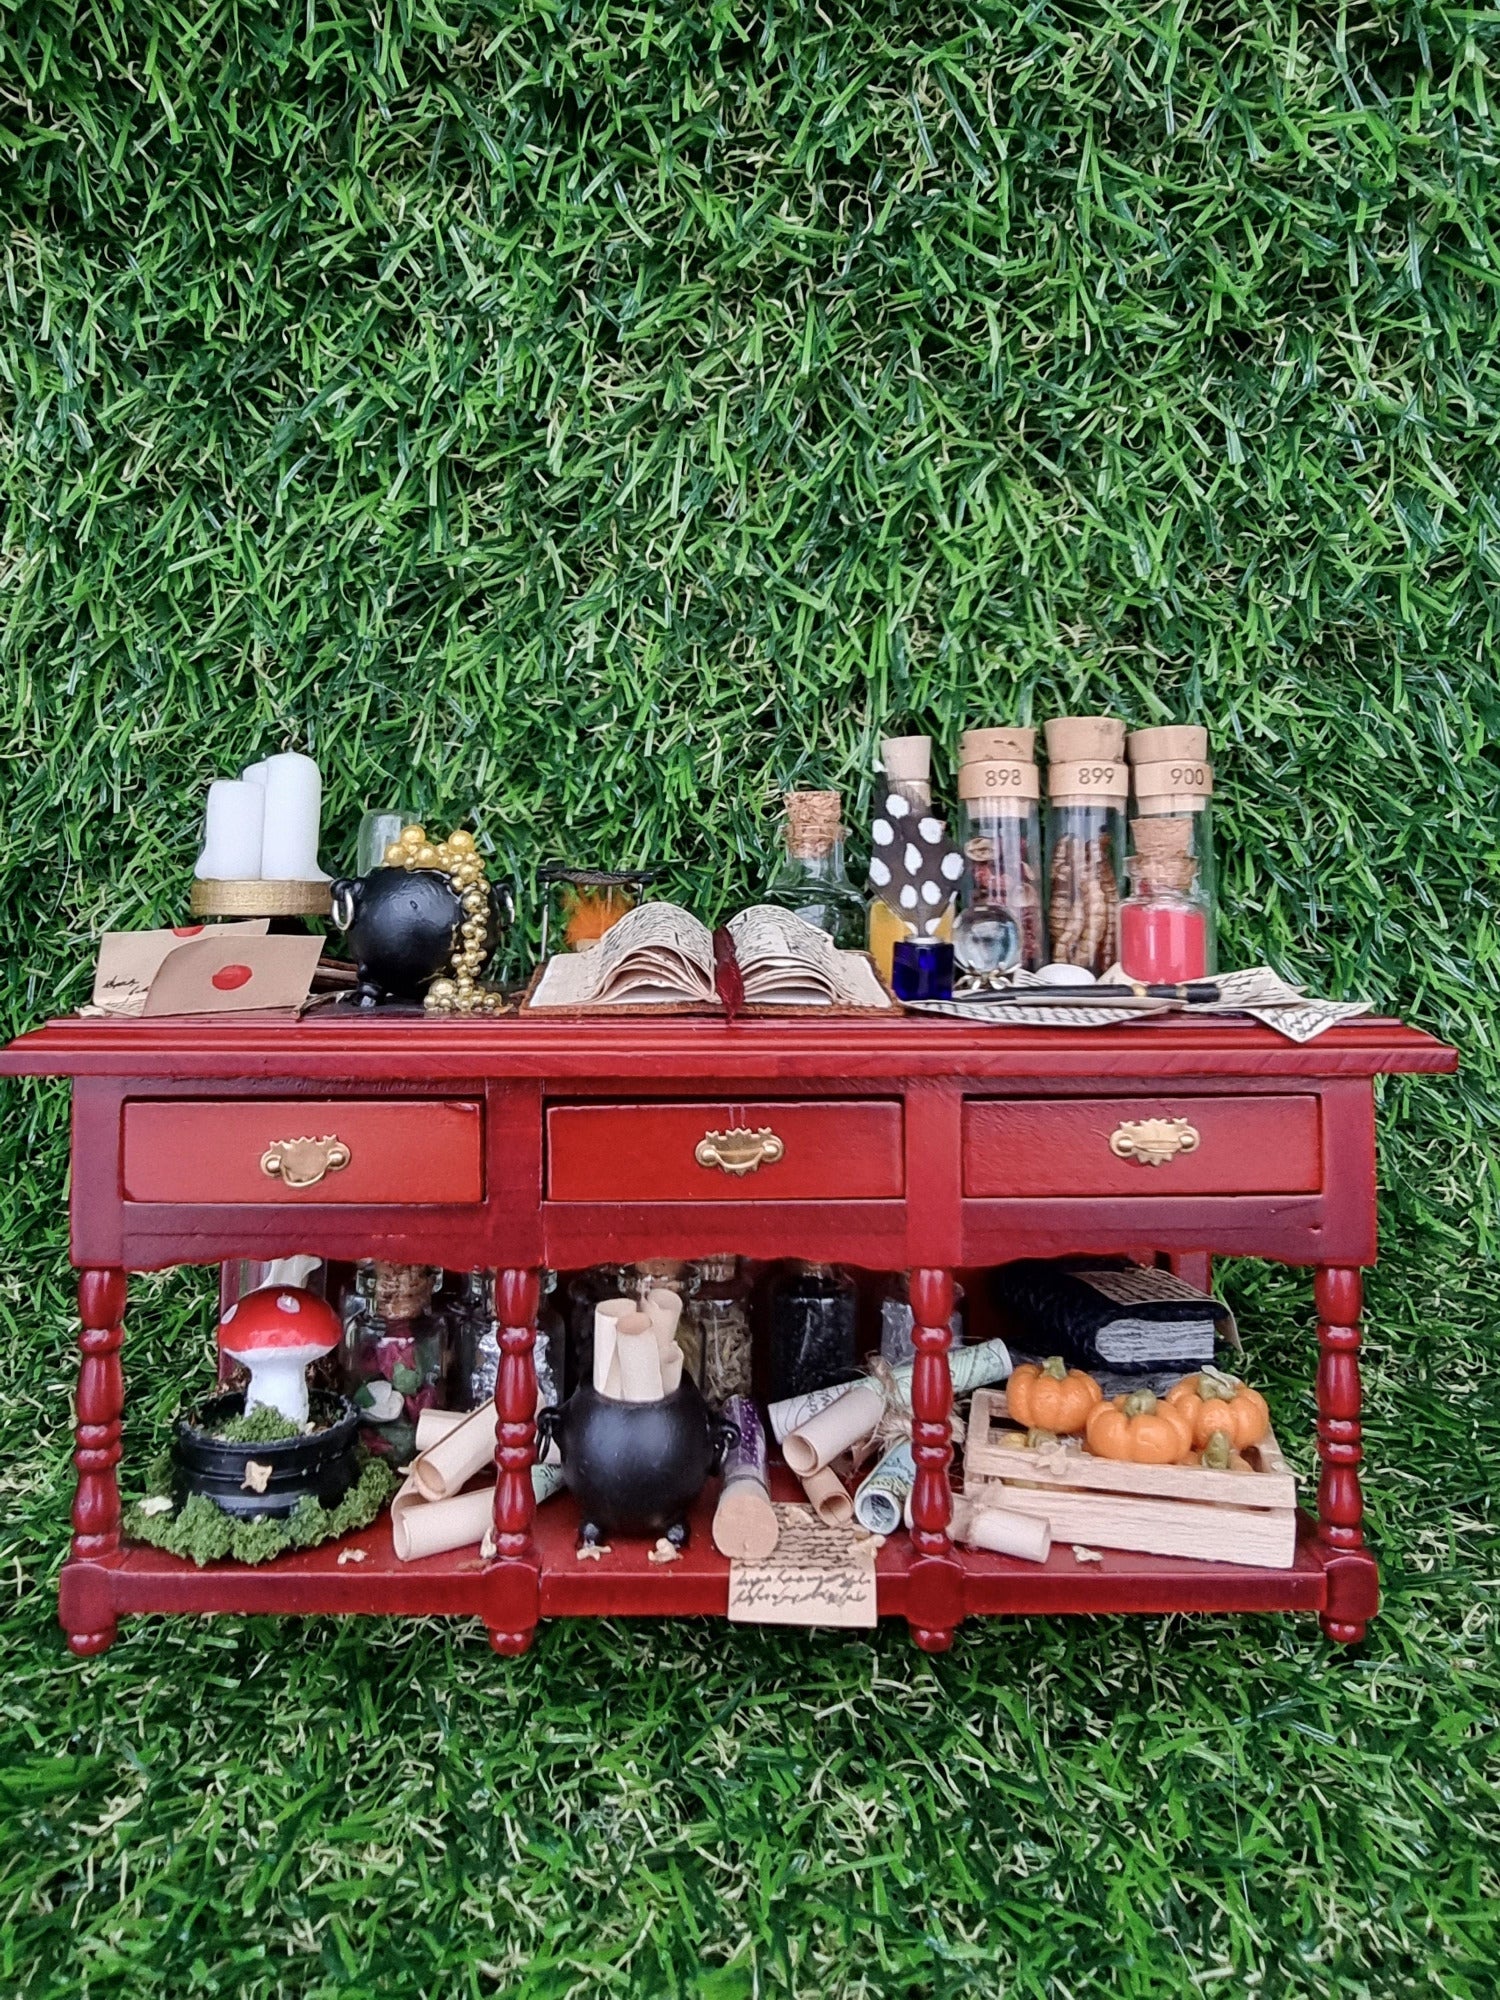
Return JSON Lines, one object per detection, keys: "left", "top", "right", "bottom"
{"left": 65, "top": 1499, "right": 1331, "bottom": 1630}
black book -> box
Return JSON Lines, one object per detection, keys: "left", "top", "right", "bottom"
{"left": 991, "top": 1261, "right": 1226, "bottom": 1374}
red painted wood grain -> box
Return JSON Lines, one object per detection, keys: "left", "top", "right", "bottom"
{"left": 121, "top": 1098, "right": 483, "bottom": 1205}
{"left": 545, "top": 1100, "right": 904, "bottom": 1202}
{"left": 962, "top": 1094, "right": 1322, "bottom": 1198}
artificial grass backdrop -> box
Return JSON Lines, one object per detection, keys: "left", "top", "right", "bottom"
{"left": 2, "top": 1, "right": 1498, "bottom": 1993}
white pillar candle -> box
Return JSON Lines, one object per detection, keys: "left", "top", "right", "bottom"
{"left": 241, "top": 759, "right": 271, "bottom": 789}
{"left": 194, "top": 779, "right": 265, "bottom": 880}
{"left": 258, "top": 751, "right": 327, "bottom": 881}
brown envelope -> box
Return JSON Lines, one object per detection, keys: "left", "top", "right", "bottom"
{"left": 143, "top": 933, "right": 324, "bottom": 1015}
{"left": 90, "top": 922, "right": 270, "bottom": 1016}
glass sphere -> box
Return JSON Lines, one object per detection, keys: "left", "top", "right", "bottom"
{"left": 953, "top": 903, "right": 1021, "bottom": 976}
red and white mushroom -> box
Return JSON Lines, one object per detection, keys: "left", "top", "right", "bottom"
{"left": 217, "top": 1286, "right": 342, "bottom": 1429}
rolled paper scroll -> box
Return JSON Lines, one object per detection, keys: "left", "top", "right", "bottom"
{"left": 412, "top": 1399, "right": 497, "bottom": 1501}
{"left": 531, "top": 1461, "right": 566, "bottom": 1506}
{"left": 885, "top": 1336, "right": 1013, "bottom": 1412}
{"left": 853, "top": 1439, "right": 915, "bottom": 1535}
{"left": 413, "top": 1407, "right": 468, "bottom": 1451}
{"left": 769, "top": 1339, "right": 1011, "bottom": 1447}
{"left": 951, "top": 1494, "right": 1051, "bottom": 1564}
{"left": 614, "top": 1314, "right": 664, "bottom": 1401}
{"left": 259, "top": 750, "right": 328, "bottom": 882}
{"left": 392, "top": 1483, "right": 495, "bottom": 1561}
{"left": 645, "top": 1286, "right": 694, "bottom": 1389}
{"left": 195, "top": 779, "right": 265, "bottom": 880}
{"left": 799, "top": 1463, "right": 854, "bottom": 1528}
{"left": 712, "top": 1396, "right": 779, "bottom": 1561}
{"left": 781, "top": 1382, "right": 884, "bottom": 1477}
{"left": 593, "top": 1298, "right": 636, "bottom": 1397}
{"left": 768, "top": 1378, "right": 863, "bottom": 1444}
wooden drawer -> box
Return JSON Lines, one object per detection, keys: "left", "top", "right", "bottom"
{"left": 546, "top": 1100, "right": 904, "bottom": 1203}
{"left": 963, "top": 1096, "right": 1321, "bottom": 1199}
{"left": 122, "top": 1099, "right": 484, "bottom": 1205}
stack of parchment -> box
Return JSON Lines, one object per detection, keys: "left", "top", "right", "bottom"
{"left": 592, "top": 1289, "right": 687, "bottom": 1398}
{"left": 390, "top": 1403, "right": 564, "bottom": 1561}
{"left": 762, "top": 1339, "right": 1052, "bottom": 1562}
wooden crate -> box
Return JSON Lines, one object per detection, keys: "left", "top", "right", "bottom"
{"left": 963, "top": 1388, "right": 1299, "bottom": 1569}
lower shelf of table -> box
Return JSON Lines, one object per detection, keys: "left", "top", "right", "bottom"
{"left": 60, "top": 1493, "right": 1340, "bottom": 1634}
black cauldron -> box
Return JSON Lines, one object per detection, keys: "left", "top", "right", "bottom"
{"left": 536, "top": 1381, "right": 739, "bottom": 1548}
{"left": 174, "top": 1391, "right": 361, "bottom": 1520}
{"left": 330, "top": 867, "right": 508, "bottom": 1007}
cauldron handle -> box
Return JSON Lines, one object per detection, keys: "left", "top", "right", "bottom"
{"left": 535, "top": 1404, "right": 563, "bottom": 1463}
{"left": 709, "top": 1414, "right": 740, "bottom": 1477}
{"left": 329, "top": 876, "right": 362, "bottom": 933}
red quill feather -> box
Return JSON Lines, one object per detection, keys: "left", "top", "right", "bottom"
{"left": 712, "top": 926, "right": 745, "bottom": 1023}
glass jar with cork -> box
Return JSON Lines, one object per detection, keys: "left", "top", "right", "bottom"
{"left": 1122, "top": 726, "right": 1216, "bottom": 980}
{"left": 954, "top": 726, "right": 1046, "bottom": 975}
{"left": 1043, "top": 716, "right": 1128, "bottom": 976}
{"left": 764, "top": 790, "right": 867, "bottom": 949}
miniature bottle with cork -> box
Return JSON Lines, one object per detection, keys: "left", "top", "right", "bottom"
{"left": 764, "top": 790, "right": 867, "bottom": 949}
{"left": 1121, "top": 726, "right": 1216, "bottom": 980}
{"left": 768, "top": 1261, "right": 858, "bottom": 1400}
{"left": 954, "top": 726, "right": 1046, "bottom": 975}
{"left": 866, "top": 735, "right": 959, "bottom": 985}
{"left": 1043, "top": 716, "right": 1128, "bottom": 976}
{"left": 340, "top": 1260, "right": 449, "bottom": 1461}
{"left": 689, "top": 1255, "right": 754, "bottom": 1408}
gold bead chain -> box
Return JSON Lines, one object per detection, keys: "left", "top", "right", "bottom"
{"left": 382, "top": 825, "right": 509, "bottom": 1016}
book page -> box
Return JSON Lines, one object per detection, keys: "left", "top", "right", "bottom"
{"left": 529, "top": 902, "right": 715, "bottom": 1008}
{"left": 728, "top": 906, "right": 891, "bottom": 1009}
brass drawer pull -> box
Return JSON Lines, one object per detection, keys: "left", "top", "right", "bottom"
{"left": 1109, "top": 1117, "right": 1200, "bottom": 1168}
{"left": 694, "top": 1126, "right": 785, "bottom": 1177}
{"left": 260, "top": 1134, "right": 352, "bottom": 1189}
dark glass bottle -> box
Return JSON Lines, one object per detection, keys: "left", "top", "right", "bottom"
{"left": 768, "top": 1262, "right": 858, "bottom": 1401}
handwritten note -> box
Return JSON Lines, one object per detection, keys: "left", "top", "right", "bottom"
{"left": 726, "top": 1503, "right": 879, "bottom": 1627}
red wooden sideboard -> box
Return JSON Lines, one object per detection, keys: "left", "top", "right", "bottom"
{"left": 0, "top": 1011, "right": 1455, "bottom": 1658}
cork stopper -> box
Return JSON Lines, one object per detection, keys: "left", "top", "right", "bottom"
{"left": 1047, "top": 758, "right": 1128, "bottom": 805}
{"left": 958, "top": 759, "right": 1040, "bottom": 803}
{"left": 374, "top": 1262, "right": 433, "bottom": 1319}
{"left": 1045, "top": 715, "right": 1126, "bottom": 762}
{"left": 1131, "top": 817, "right": 1197, "bottom": 894}
{"left": 784, "top": 789, "right": 843, "bottom": 859}
{"left": 1131, "top": 854, "right": 1198, "bottom": 894}
{"left": 960, "top": 726, "right": 1035, "bottom": 765}
{"left": 1132, "top": 816, "right": 1193, "bottom": 860}
{"left": 1132, "top": 756, "right": 1212, "bottom": 813}
{"left": 1128, "top": 724, "right": 1208, "bottom": 765}
{"left": 880, "top": 736, "right": 932, "bottom": 785}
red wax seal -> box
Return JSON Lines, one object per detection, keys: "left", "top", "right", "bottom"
{"left": 211, "top": 964, "right": 253, "bottom": 991}
{"left": 171, "top": 925, "right": 206, "bottom": 937}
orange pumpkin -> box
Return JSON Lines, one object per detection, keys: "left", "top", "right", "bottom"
{"left": 1165, "top": 1371, "right": 1270, "bottom": 1450}
{"left": 1084, "top": 1388, "right": 1194, "bottom": 1464}
{"left": 1007, "top": 1356, "right": 1102, "bottom": 1436}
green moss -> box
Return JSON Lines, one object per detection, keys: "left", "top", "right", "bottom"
{"left": 201, "top": 1404, "right": 306, "bottom": 1446}
{"left": 124, "top": 1457, "right": 398, "bottom": 1568}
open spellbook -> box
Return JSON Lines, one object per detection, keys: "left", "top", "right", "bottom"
{"left": 526, "top": 901, "right": 891, "bottom": 1011}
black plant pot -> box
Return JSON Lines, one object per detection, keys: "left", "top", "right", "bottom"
{"left": 536, "top": 1380, "right": 739, "bottom": 1547}
{"left": 174, "top": 1391, "right": 361, "bottom": 1520}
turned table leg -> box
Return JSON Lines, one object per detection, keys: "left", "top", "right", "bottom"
{"left": 487, "top": 1267, "right": 541, "bottom": 1657}
{"left": 906, "top": 1268, "right": 965, "bottom": 1654}
{"left": 1315, "top": 1266, "right": 1378, "bottom": 1644}
{"left": 65, "top": 1269, "right": 127, "bottom": 1656}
